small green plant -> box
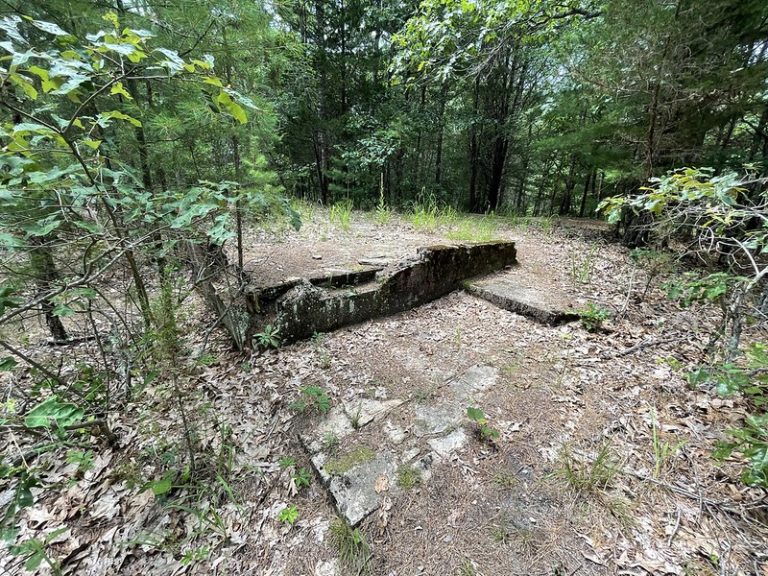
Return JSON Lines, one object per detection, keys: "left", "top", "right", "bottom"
{"left": 555, "top": 444, "right": 622, "bottom": 494}
{"left": 492, "top": 471, "right": 517, "bottom": 488}
{"left": 490, "top": 516, "right": 512, "bottom": 545}
{"left": 330, "top": 518, "right": 371, "bottom": 574}
{"left": 466, "top": 406, "right": 500, "bottom": 444}
{"left": 374, "top": 177, "right": 391, "bottom": 225}
{"left": 446, "top": 216, "right": 499, "bottom": 243}
{"left": 458, "top": 560, "right": 477, "bottom": 576}
{"left": 292, "top": 467, "right": 312, "bottom": 490}
{"left": 9, "top": 527, "right": 68, "bottom": 575}
{"left": 570, "top": 244, "right": 599, "bottom": 285}
{"left": 195, "top": 353, "right": 217, "bottom": 366}
{"left": 180, "top": 545, "right": 210, "bottom": 566}
{"left": 350, "top": 403, "right": 363, "bottom": 429}
{"left": 291, "top": 386, "right": 331, "bottom": 414}
{"left": 278, "top": 505, "right": 299, "bottom": 525}
{"left": 254, "top": 325, "right": 280, "bottom": 349}
{"left": 279, "top": 456, "right": 296, "bottom": 469}
{"left": 577, "top": 302, "right": 610, "bottom": 332}
{"left": 396, "top": 465, "right": 422, "bottom": 489}
{"left": 650, "top": 411, "right": 686, "bottom": 478}
{"left": 323, "top": 431, "right": 339, "bottom": 451}
{"left": 330, "top": 200, "right": 353, "bottom": 231}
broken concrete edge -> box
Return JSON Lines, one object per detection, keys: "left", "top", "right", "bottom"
{"left": 266, "top": 241, "right": 517, "bottom": 344}
{"left": 465, "top": 283, "right": 580, "bottom": 326}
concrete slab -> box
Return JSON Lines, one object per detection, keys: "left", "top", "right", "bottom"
{"left": 466, "top": 278, "right": 578, "bottom": 325}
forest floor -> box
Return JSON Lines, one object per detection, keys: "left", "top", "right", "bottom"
{"left": 2, "top": 208, "right": 768, "bottom": 576}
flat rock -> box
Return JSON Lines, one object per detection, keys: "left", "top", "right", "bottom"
{"left": 449, "top": 364, "right": 499, "bottom": 399}
{"left": 467, "top": 278, "right": 578, "bottom": 325}
{"left": 343, "top": 398, "right": 404, "bottom": 428}
{"left": 413, "top": 404, "right": 462, "bottom": 437}
{"left": 327, "top": 453, "right": 398, "bottom": 526}
{"left": 428, "top": 429, "right": 468, "bottom": 458}
{"left": 299, "top": 406, "right": 355, "bottom": 454}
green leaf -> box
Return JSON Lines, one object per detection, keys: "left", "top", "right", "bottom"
{"left": 24, "top": 397, "right": 84, "bottom": 429}
{"left": 150, "top": 476, "right": 173, "bottom": 496}
{"left": 466, "top": 406, "right": 485, "bottom": 423}
{"left": 0, "top": 357, "right": 18, "bottom": 371}
{"left": 52, "top": 304, "right": 75, "bottom": 318}
{"left": 30, "top": 20, "right": 70, "bottom": 36}
{"left": 109, "top": 81, "right": 132, "bottom": 100}
{"left": 98, "top": 110, "right": 142, "bottom": 128}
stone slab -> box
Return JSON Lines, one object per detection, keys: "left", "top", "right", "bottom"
{"left": 327, "top": 453, "right": 398, "bottom": 527}
{"left": 467, "top": 279, "right": 578, "bottom": 325}
{"left": 343, "top": 398, "right": 405, "bottom": 428}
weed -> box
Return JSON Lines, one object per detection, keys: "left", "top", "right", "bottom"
{"left": 493, "top": 471, "right": 517, "bottom": 488}
{"left": 279, "top": 456, "right": 296, "bottom": 469}
{"left": 577, "top": 302, "right": 610, "bottom": 332}
{"left": 396, "top": 465, "right": 422, "bottom": 489}
{"left": 409, "top": 195, "right": 439, "bottom": 232}
{"left": 254, "top": 325, "right": 280, "bottom": 349}
{"left": 330, "top": 200, "right": 353, "bottom": 231}
{"left": 412, "top": 385, "right": 437, "bottom": 403}
{"left": 291, "top": 386, "right": 331, "bottom": 414}
{"left": 555, "top": 444, "right": 622, "bottom": 494}
{"left": 447, "top": 216, "right": 499, "bottom": 243}
{"left": 458, "top": 560, "right": 477, "bottom": 576}
{"left": 570, "top": 244, "right": 599, "bottom": 285}
{"left": 195, "top": 353, "right": 217, "bottom": 366}
{"left": 9, "top": 527, "right": 67, "bottom": 575}
{"left": 374, "top": 177, "right": 391, "bottom": 225}
{"left": 278, "top": 505, "right": 299, "bottom": 525}
{"left": 317, "top": 348, "right": 332, "bottom": 369}
{"left": 466, "top": 406, "right": 500, "bottom": 444}
{"left": 491, "top": 516, "right": 512, "bottom": 545}
{"left": 323, "top": 431, "right": 339, "bottom": 451}
{"left": 325, "top": 446, "right": 376, "bottom": 476}
{"left": 330, "top": 518, "right": 371, "bottom": 574}
{"left": 349, "top": 403, "right": 363, "bottom": 429}
{"left": 630, "top": 248, "right": 675, "bottom": 300}
{"left": 650, "top": 411, "right": 685, "bottom": 478}
{"left": 292, "top": 467, "right": 312, "bottom": 490}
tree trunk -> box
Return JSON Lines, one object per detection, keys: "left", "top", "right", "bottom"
{"left": 29, "top": 237, "right": 69, "bottom": 343}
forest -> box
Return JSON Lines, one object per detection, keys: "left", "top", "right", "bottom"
{"left": 1, "top": 1, "right": 767, "bottom": 575}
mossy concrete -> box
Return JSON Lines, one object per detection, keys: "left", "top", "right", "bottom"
{"left": 247, "top": 241, "right": 517, "bottom": 344}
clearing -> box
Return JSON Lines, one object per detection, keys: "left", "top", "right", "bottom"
{"left": 2, "top": 209, "right": 767, "bottom": 576}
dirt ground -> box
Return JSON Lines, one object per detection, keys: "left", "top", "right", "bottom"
{"left": 2, "top": 209, "right": 767, "bottom": 576}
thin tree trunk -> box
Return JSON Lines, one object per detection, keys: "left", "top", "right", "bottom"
{"left": 29, "top": 236, "right": 69, "bottom": 343}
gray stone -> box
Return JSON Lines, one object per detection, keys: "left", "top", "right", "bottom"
{"left": 449, "top": 365, "right": 499, "bottom": 399}
{"left": 343, "top": 398, "right": 404, "bottom": 428}
{"left": 300, "top": 406, "right": 355, "bottom": 454}
{"left": 315, "top": 559, "right": 340, "bottom": 576}
{"left": 413, "top": 404, "right": 462, "bottom": 437}
{"left": 428, "top": 429, "right": 468, "bottom": 458}
{"left": 466, "top": 279, "right": 578, "bottom": 325}
{"left": 384, "top": 420, "right": 408, "bottom": 445}
{"left": 327, "top": 454, "right": 398, "bottom": 526}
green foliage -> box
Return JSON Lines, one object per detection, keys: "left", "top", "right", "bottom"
{"left": 446, "top": 216, "right": 499, "bottom": 243}
{"left": 570, "top": 245, "right": 599, "bottom": 285}
{"left": 330, "top": 518, "right": 371, "bottom": 575}
{"left": 576, "top": 303, "right": 610, "bottom": 332}
{"left": 291, "top": 386, "right": 331, "bottom": 415}
{"left": 466, "top": 406, "right": 500, "bottom": 443}
{"left": 556, "top": 444, "right": 622, "bottom": 494}
{"left": 396, "top": 465, "right": 422, "bottom": 489}
{"left": 330, "top": 200, "right": 354, "bottom": 231}
{"left": 254, "top": 325, "right": 281, "bottom": 349}
{"left": 650, "top": 411, "right": 686, "bottom": 478}
{"left": 292, "top": 468, "right": 312, "bottom": 490}
{"left": 278, "top": 505, "right": 299, "bottom": 525}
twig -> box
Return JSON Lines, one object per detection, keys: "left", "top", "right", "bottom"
{"left": 667, "top": 506, "right": 682, "bottom": 547}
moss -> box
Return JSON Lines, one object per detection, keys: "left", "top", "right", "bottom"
{"left": 324, "top": 446, "right": 376, "bottom": 476}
